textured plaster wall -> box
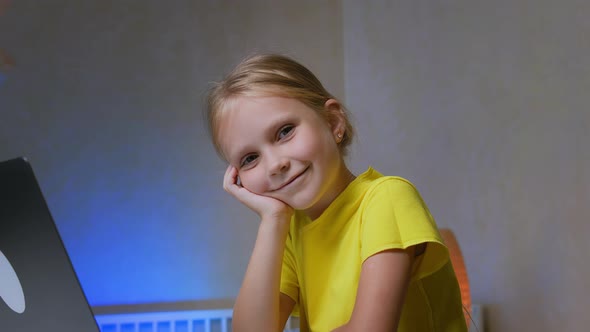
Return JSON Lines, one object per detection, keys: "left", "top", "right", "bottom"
{"left": 0, "top": 0, "right": 342, "bottom": 305}
{"left": 342, "top": 1, "right": 589, "bottom": 331}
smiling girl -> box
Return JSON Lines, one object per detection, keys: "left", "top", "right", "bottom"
{"left": 205, "top": 54, "right": 467, "bottom": 332}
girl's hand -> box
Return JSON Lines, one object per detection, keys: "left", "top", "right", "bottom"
{"left": 223, "top": 165, "right": 294, "bottom": 221}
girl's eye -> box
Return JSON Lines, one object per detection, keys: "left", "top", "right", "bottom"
{"left": 240, "top": 154, "right": 258, "bottom": 168}
{"left": 278, "top": 125, "right": 294, "bottom": 140}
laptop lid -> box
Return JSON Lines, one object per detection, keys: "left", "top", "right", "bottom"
{"left": 0, "top": 157, "right": 100, "bottom": 332}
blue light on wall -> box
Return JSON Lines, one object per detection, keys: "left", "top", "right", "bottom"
{"left": 1, "top": 0, "right": 261, "bottom": 309}
{"left": 37, "top": 136, "right": 235, "bottom": 306}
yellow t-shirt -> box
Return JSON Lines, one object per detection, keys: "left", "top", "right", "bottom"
{"left": 280, "top": 168, "right": 467, "bottom": 332}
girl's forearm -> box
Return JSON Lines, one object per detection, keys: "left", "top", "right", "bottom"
{"left": 232, "top": 217, "right": 290, "bottom": 332}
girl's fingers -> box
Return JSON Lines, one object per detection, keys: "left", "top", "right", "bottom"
{"left": 223, "top": 166, "right": 255, "bottom": 207}
{"left": 221, "top": 165, "right": 293, "bottom": 219}
{"left": 224, "top": 165, "right": 249, "bottom": 202}
{"left": 223, "top": 165, "right": 238, "bottom": 193}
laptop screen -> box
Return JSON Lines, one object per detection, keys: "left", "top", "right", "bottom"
{"left": 0, "top": 157, "right": 100, "bottom": 332}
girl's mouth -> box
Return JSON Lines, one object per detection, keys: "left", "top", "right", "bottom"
{"left": 273, "top": 166, "right": 309, "bottom": 191}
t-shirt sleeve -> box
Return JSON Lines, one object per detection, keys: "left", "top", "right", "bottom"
{"left": 360, "top": 177, "right": 449, "bottom": 281}
{"left": 280, "top": 228, "right": 300, "bottom": 316}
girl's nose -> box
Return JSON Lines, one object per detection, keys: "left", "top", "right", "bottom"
{"left": 267, "top": 154, "right": 290, "bottom": 176}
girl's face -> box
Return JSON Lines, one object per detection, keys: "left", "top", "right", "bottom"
{"left": 218, "top": 95, "right": 349, "bottom": 218}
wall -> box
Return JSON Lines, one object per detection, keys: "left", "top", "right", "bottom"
{"left": 0, "top": 0, "right": 343, "bottom": 305}
{"left": 343, "top": 0, "right": 589, "bottom": 331}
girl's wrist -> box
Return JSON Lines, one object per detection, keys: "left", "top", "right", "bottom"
{"left": 259, "top": 214, "right": 291, "bottom": 236}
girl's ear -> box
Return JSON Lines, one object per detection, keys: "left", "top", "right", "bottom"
{"left": 324, "top": 99, "right": 347, "bottom": 143}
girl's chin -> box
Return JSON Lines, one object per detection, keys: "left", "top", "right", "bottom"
{"left": 281, "top": 198, "right": 314, "bottom": 211}
{"left": 261, "top": 192, "right": 313, "bottom": 210}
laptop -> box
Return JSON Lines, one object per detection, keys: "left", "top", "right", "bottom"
{"left": 0, "top": 157, "right": 100, "bottom": 332}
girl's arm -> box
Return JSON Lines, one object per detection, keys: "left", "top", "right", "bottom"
{"left": 232, "top": 217, "right": 295, "bottom": 332}
{"left": 332, "top": 246, "right": 418, "bottom": 332}
{"left": 223, "top": 166, "right": 295, "bottom": 331}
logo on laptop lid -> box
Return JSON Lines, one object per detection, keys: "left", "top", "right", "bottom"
{"left": 0, "top": 249, "right": 26, "bottom": 314}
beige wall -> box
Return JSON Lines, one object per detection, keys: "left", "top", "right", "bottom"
{"left": 343, "top": 1, "right": 590, "bottom": 331}
{"left": 0, "top": 0, "right": 342, "bottom": 304}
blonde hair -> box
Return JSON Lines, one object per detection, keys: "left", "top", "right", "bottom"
{"left": 205, "top": 53, "right": 354, "bottom": 158}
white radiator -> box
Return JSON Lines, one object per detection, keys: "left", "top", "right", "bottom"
{"left": 94, "top": 309, "right": 300, "bottom": 332}
{"left": 95, "top": 305, "right": 482, "bottom": 332}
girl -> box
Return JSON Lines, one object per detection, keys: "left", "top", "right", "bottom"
{"left": 205, "top": 54, "right": 467, "bottom": 332}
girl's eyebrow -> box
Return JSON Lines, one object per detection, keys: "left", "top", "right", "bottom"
{"left": 264, "top": 114, "right": 294, "bottom": 136}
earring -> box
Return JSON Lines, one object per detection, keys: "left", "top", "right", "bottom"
{"left": 336, "top": 132, "right": 343, "bottom": 142}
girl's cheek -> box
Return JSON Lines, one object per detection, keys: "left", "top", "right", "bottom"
{"left": 240, "top": 173, "right": 266, "bottom": 194}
